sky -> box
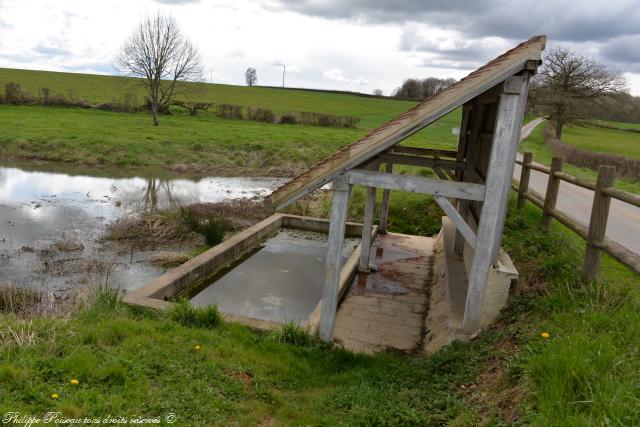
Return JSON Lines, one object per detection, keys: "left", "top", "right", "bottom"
{"left": 0, "top": 0, "right": 639, "bottom": 95}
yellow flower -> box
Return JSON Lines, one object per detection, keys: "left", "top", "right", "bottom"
{"left": 70, "top": 378, "right": 79, "bottom": 385}
{"left": 541, "top": 332, "right": 550, "bottom": 339}
{"left": 195, "top": 345, "right": 201, "bottom": 351}
{"left": 51, "top": 393, "right": 59, "bottom": 399}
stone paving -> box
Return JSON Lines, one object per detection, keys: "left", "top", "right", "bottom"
{"left": 333, "top": 232, "right": 434, "bottom": 353}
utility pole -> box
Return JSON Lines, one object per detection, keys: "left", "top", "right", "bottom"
{"left": 282, "top": 64, "right": 286, "bottom": 88}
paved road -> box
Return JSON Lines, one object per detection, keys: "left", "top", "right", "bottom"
{"left": 515, "top": 119, "right": 640, "bottom": 256}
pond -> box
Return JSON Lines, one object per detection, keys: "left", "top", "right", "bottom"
{"left": 190, "top": 229, "right": 359, "bottom": 324}
{"left": 0, "top": 164, "right": 286, "bottom": 294}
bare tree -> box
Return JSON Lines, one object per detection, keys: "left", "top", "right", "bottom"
{"left": 530, "top": 48, "right": 627, "bottom": 138}
{"left": 372, "top": 88, "right": 383, "bottom": 96}
{"left": 116, "top": 13, "right": 202, "bottom": 126}
{"left": 245, "top": 67, "right": 257, "bottom": 86}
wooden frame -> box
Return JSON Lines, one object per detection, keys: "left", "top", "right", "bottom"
{"left": 347, "top": 169, "right": 486, "bottom": 201}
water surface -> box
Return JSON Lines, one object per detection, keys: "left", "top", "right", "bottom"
{"left": 0, "top": 164, "right": 286, "bottom": 293}
{"left": 190, "top": 229, "right": 359, "bottom": 324}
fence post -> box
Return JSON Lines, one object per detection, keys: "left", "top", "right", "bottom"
{"left": 517, "top": 152, "right": 533, "bottom": 209}
{"left": 582, "top": 166, "right": 616, "bottom": 282}
{"left": 541, "top": 157, "right": 564, "bottom": 229}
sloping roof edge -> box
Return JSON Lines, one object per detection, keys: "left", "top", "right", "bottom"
{"left": 268, "top": 35, "right": 546, "bottom": 209}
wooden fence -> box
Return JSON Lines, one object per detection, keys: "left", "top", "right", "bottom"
{"left": 513, "top": 152, "right": 640, "bottom": 280}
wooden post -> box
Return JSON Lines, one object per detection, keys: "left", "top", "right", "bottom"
{"left": 319, "top": 174, "right": 351, "bottom": 342}
{"left": 454, "top": 105, "right": 485, "bottom": 255}
{"left": 517, "top": 152, "right": 533, "bottom": 209}
{"left": 379, "top": 162, "right": 393, "bottom": 233}
{"left": 582, "top": 166, "right": 615, "bottom": 281}
{"left": 359, "top": 186, "right": 377, "bottom": 272}
{"left": 462, "top": 75, "right": 529, "bottom": 334}
{"left": 541, "top": 157, "right": 564, "bottom": 229}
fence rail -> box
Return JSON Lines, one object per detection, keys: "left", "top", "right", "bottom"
{"left": 513, "top": 152, "right": 640, "bottom": 279}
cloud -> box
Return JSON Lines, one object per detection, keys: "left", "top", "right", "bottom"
{"left": 151, "top": 0, "right": 201, "bottom": 4}
{"left": 268, "top": 0, "right": 640, "bottom": 42}
{"left": 323, "top": 68, "right": 367, "bottom": 85}
{"left": 33, "top": 44, "right": 72, "bottom": 57}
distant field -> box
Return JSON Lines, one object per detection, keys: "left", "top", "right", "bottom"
{"left": 592, "top": 120, "right": 640, "bottom": 130}
{"left": 0, "top": 68, "right": 414, "bottom": 129}
{"left": 519, "top": 125, "right": 640, "bottom": 194}
{"left": 562, "top": 124, "right": 640, "bottom": 159}
{"left": 0, "top": 68, "right": 460, "bottom": 174}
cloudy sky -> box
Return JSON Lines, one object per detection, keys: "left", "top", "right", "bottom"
{"left": 0, "top": 0, "right": 639, "bottom": 95}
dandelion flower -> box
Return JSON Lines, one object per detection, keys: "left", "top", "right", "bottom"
{"left": 51, "top": 393, "right": 59, "bottom": 399}
{"left": 70, "top": 378, "right": 79, "bottom": 385}
{"left": 195, "top": 345, "right": 201, "bottom": 351}
{"left": 541, "top": 332, "right": 550, "bottom": 339}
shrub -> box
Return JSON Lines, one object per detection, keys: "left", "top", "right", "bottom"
{"left": 196, "top": 214, "right": 229, "bottom": 246}
{"left": 270, "top": 322, "right": 314, "bottom": 346}
{"left": 167, "top": 298, "right": 223, "bottom": 329}
{"left": 296, "top": 111, "right": 360, "bottom": 128}
{"left": 217, "top": 103, "right": 243, "bottom": 119}
{"left": 3, "top": 82, "right": 33, "bottom": 105}
{"left": 181, "top": 208, "right": 229, "bottom": 246}
{"left": 247, "top": 106, "right": 276, "bottom": 123}
{"left": 279, "top": 113, "right": 298, "bottom": 125}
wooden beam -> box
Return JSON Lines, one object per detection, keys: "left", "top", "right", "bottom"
{"left": 462, "top": 75, "right": 530, "bottom": 334}
{"left": 434, "top": 196, "right": 476, "bottom": 248}
{"left": 379, "top": 162, "right": 393, "bottom": 233}
{"left": 347, "top": 169, "right": 486, "bottom": 201}
{"left": 390, "top": 146, "right": 458, "bottom": 158}
{"left": 319, "top": 175, "right": 351, "bottom": 342}
{"left": 433, "top": 166, "right": 449, "bottom": 180}
{"left": 359, "top": 186, "right": 377, "bottom": 272}
{"left": 377, "top": 153, "right": 463, "bottom": 170}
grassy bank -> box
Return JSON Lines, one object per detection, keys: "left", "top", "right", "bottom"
{"left": 0, "top": 67, "right": 461, "bottom": 174}
{"left": 519, "top": 124, "right": 640, "bottom": 194}
{"left": 1, "top": 194, "right": 639, "bottom": 425}
{"left": 562, "top": 124, "right": 640, "bottom": 159}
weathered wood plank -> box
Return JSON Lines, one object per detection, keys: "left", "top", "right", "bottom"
{"left": 517, "top": 152, "right": 533, "bottom": 209}
{"left": 434, "top": 196, "right": 476, "bottom": 248}
{"left": 319, "top": 175, "right": 351, "bottom": 342}
{"left": 377, "top": 153, "right": 463, "bottom": 170}
{"left": 463, "top": 75, "right": 529, "bottom": 334}
{"left": 582, "top": 166, "right": 615, "bottom": 281}
{"left": 541, "top": 157, "right": 564, "bottom": 229}
{"left": 359, "top": 186, "right": 377, "bottom": 272}
{"left": 390, "top": 146, "right": 458, "bottom": 158}
{"left": 379, "top": 162, "right": 393, "bottom": 234}
{"left": 347, "top": 169, "right": 486, "bottom": 201}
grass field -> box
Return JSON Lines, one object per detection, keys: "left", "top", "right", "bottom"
{"left": 562, "top": 124, "right": 640, "bottom": 159}
{"left": 519, "top": 125, "right": 640, "bottom": 194}
{"left": 0, "top": 68, "right": 460, "bottom": 174}
{"left": 592, "top": 119, "right": 640, "bottom": 130}
{"left": 1, "top": 196, "right": 638, "bottom": 425}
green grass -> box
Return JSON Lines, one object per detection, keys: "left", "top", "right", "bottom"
{"left": 0, "top": 68, "right": 461, "bottom": 174}
{"left": 519, "top": 124, "right": 640, "bottom": 194}
{"left": 1, "top": 195, "right": 639, "bottom": 425}
{"left": 592, "top": 119, "right": 640, "bottom": 130}
{"left": 562, "top": 124, "right": 640, "bottom": 159}
{"left": 0, "top": 67, "right": 413, "bottom": 128}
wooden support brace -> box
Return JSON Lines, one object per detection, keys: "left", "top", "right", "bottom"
{"left": 359, "top": 186, "right": 377, "bottom": 272}
{"left": 379, "top": 162, "right": 393, "bottom": 233}
{"left": 462, "top": 75, "right": 529, "bottom": 334}
{"left": 319, "top": 175, "right": 351, "bottom": 342}
{"left": 348, "top": 169, "right": 486, "bottom": 201}
{"left": 434, "top": 196, "right": 476, "bottom": 248}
